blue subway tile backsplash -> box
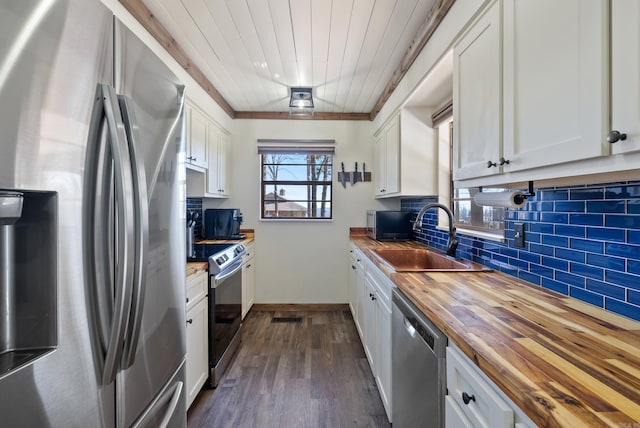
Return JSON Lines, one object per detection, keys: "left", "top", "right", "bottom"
{"left": 401, "top": 180, "right": 640, "bottom": 322}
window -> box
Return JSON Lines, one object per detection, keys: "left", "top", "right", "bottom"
{"left": 453, "top": 187, "right": 506, "bottom": 234}
{"left": 434, "top": 109, "right": 505, "bottom": 238}
{"left": 258, "top": 140, "right": 334, "bottom": 220}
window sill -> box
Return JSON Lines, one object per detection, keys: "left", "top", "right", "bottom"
{"left": 260, "top": 217, "right": 334, "bottom": 223}
{"left": 437, "top": 226, "right": 505, "bottom": 243}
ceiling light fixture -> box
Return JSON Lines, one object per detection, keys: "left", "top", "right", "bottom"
{"left": 289, "top": 87, "right": 314, "bottom": 117}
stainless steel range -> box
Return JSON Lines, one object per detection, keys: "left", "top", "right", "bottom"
{"left": 189, "top": 243, "right": 245, "bottom": 387}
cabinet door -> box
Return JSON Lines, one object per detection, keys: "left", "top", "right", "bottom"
{"left": 384, "top": 117, "right": 400, "bottom": 195}
{"left": 374, "top": 135, "right": 386, "bottom": 196}
{"left": 453, "top": 1, "right": 502, "bottom": 181}
{"left": 188, "top": 106, "right": 208, "bottom": 169}
{"left": 206, "top": 125, "right": 220, "bottom": 196}
{"left": 375, "top": 299, "right": 392, "bottom": 420}
{"left": 218, "top": 133, "right": 230, "bottom": 195}
{"left": 611, "top": 0, "right": 640, "bottom": 155}
{"left": 348, "top": 252, "right": 358, "bottom": 320}
{"left": 362, "top": 277, "right": 377, "bottom": 369}
{"left": 241, "top": 256, "right": 254, "bottom": 319}
{"left": 186, "top": 297, "right": 208, "bottom": 408}
{"left": 502, "top": 0, "right": 609, "bottom": 171}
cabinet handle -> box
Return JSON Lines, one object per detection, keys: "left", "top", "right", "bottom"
{"left": 607, "top": 130, "right": 627, "bottom": 144}
{"left": 486, "top": 160, "right": 497, "bottom": 168}
{"left": 186, "top": 297, "right": 189, "bottom": 303}
{"left": 498, "top": 157, "right": 510, "bottom": 166}
{"left": 462, "top": 392, "right": 476, "bottom": 405}
{"left": 186, "top": 319, "right": 193, "bottom": 325}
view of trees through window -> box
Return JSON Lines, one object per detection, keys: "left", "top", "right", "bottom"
{"left": 261, "top": 153, "right": 333, "bottom": 219}
{"left": 453, "top": 187, "right": 506, "bottom": 233}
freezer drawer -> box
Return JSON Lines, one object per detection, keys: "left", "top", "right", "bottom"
{"left": 132, "top": 361, "right": 186, "bottom": 428}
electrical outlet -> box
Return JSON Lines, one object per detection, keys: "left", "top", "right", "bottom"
{"left": 514, "top": 223, "right": 525, "bottom": 248}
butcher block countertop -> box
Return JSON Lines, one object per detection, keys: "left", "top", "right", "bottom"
{"left": 350, "top": 234, "right": 640, "bottom": 427}
{"left": 186, "top": 231, "right": 255, "bottom": 279}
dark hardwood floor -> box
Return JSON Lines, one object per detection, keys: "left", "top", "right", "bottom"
{"left": 187, "top": 307, "right": 391, "bottom": 428}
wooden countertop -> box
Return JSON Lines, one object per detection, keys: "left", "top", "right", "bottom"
{"left": 186, "top": 262, "right": 208, "bottom": 278}
{"left": 350, "top": 235, "right": 640, "bottom": 427}
{"left": 187, "top": 231, "right": 255, "bottom": 279}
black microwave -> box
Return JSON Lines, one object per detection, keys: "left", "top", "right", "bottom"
{"left": 366, "top": 210, "right": 412, "bottom": 241}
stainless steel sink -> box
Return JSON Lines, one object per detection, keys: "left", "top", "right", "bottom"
{"left": 370, "top": 248, "right": 490, "bottom": 272}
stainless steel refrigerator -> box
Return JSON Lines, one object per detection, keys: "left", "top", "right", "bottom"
{"left": 0, "top": 0, "right": 187, "bottom": 426}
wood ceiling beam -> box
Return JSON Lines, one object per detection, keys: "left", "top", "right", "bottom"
{"left": 119, "top": 0, "right": 236, "bottom": 119}
{"left": 369, "top": 0, "right": 456, "bottom": 121}
{"left": 234, "top": 111, "right": 371, "bottom": 121}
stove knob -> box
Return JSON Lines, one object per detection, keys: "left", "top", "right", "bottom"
{"left": 216, "top": 256, "right": 225, "bottom": 265}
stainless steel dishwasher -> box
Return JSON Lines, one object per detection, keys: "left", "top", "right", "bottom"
{"left": 392, "top": 288, "right": 447, "bottom": 427}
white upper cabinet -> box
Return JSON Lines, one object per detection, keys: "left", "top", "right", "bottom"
{"left": 502, "top": 0, "right": 609, "bottom": 172}
{"left": 374, "top": 115, "right": 400, "bottom": 196}
{"left": 453, "top": 0, "right": 611, "bottom": 185}
{"left": 374, "top": 109, "right": 438, "bottom": 198}
{"left": 186, "top": 104, "right": 208, "bottom": 170}
{"left": 611, "top": 0, "right": 640, "bottom": 155}
{"left": 206, "top": 125, "right": 230, "bottom": 198}
{"left": 185, "top": 99, "right": 231, "bottom": 199}
{"left": 453, "top": 0, "right": 502, "bottom": 181}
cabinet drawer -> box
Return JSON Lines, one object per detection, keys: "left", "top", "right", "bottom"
{"left": 186, "top": 270, "right": 208, "bottom": 311}
{"left": 366, "top": 265, "right": 393, "bottom": 309}
{"left": 446, "top": 395, "right": 473, "bottom": 428}
{"left": 243, "top": 243, "right": 254, "bottom": 263}
{"left": 446, "top": 346, "right": 513, "bottom": 428}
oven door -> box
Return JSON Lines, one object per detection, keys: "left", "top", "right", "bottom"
{"left": 209, "top": 259, "right": 242, "bottom": 367}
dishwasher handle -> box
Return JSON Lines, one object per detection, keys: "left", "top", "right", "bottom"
{"left": 403, "top": 315, "right": 436, "bottom": 351}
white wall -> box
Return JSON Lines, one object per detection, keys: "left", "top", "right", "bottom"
{"left": 206, "top": 120, "right": 398, "bottom": 303}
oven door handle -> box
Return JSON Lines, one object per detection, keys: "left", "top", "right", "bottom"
{"left": 212, "top": 259, "right": 243, "bottom": 288}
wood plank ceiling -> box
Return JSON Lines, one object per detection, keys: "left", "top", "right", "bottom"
{"left": 123, "top": 0, "right": 454, "bottom": 119}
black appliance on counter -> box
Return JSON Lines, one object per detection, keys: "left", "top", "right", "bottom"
{"left": 204, "top": 208, "right": 244, "bottom": 239}
{"left": 367, "top": 210, "right": 412, "bottom": 241}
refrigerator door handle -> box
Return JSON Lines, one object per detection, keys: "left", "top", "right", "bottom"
{"left": 118, "top": 95, "right": 149, "bottom": 369}
{"left": 84, "top": 83, "right": 136, "bottom": 386}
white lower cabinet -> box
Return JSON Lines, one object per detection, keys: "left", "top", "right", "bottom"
{"left": 348, "top": 243, "right": 392, "bottom": 422}
{"left": 185, "top": 271, "right": 209, "bottom": 408}
{"left": 446, "top": 344, "right": 536, "bottom": 428}
{"left": 241, "top": 243, "right": 255, "bottom": 319}
{"left": 348, "top": 246, "right": 363, "bottom": 335}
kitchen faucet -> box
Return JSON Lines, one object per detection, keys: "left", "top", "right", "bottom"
{"left": 413, "top": 203, "right": 458, "bottom": 258}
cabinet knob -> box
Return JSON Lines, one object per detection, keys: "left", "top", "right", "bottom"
{"left": 607, "top": 130, "right": 627, "bottom": 144}
{"left": 351, "top": 265, "right": 356, "bottom": 270}
{"left": 462, "top": 392, "right": 476, "bottom": 405}
{"left": 186, "top": 297, "right": 189, "bottom": 303}
{"left": 487, "top": 160, "right": 497, "bottom": 168}
{"left": 499, "top": 157, "right": 510, "bottom": 166}
{"left": 186, "top": 319, "right": 193, "bottom": 325}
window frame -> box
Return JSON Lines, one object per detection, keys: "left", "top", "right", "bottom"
{"left": 259, "top": 149, "right": 334, "bottom": 221}
{"left": 443, "top": 120, "right": 505, "bottom": 240}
